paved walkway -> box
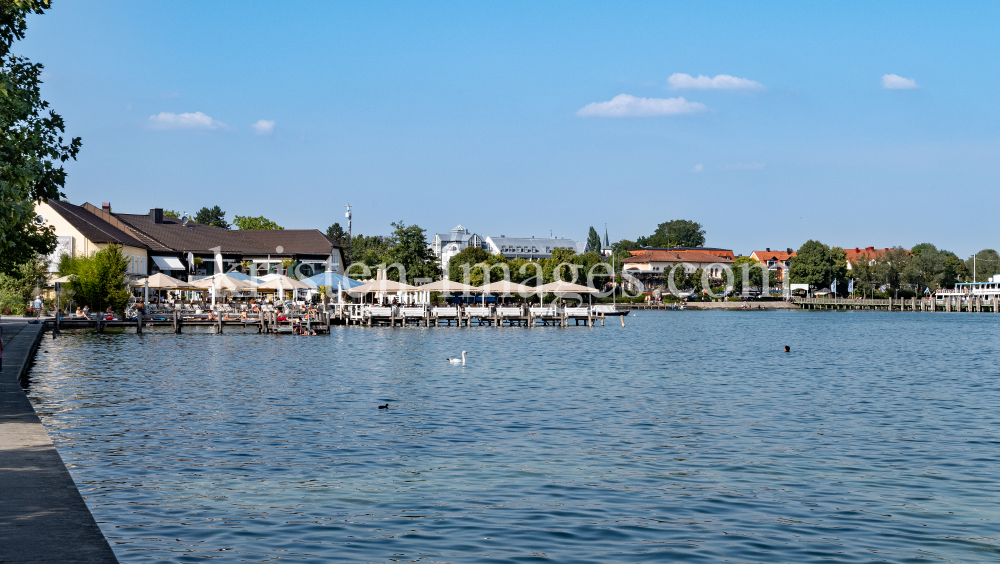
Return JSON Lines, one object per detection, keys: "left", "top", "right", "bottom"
{"left": 0, "top": 319, "right": 118, "bottom": 563}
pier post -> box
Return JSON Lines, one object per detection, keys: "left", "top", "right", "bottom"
{"left": 217, "top": 315, "right": 223, "bottom": 334}
{"left": 136, "top": 311, "right": 143, "bottom": 334}
{"left": 96, "top": 316, "right": 103, "bottom": 333}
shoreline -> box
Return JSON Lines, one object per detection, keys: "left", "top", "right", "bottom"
{"left": 0, "top": 319, "right": 119, "bottom": 563}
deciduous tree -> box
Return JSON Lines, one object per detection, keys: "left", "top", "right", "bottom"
{"left": 58, "top": 244, "right": 130, "bottom": 313}
{"left": 385, "top": 221, "right": 438, "bottom": 284}
{"left": 0, "top": 0, "right": 82, "bottom": 274}
{"left": 233, "top": 215, "right": 283, "bottom": 230}
{"left": 649, "top": 220, "right": 706, "bottom": 248}
{"left": 966, "top": 249, "right": 1000, "bottom": 282}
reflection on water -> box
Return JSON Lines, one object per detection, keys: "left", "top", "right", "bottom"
{"left": 27, "top": 311, "right": 1000, "bottom": 563}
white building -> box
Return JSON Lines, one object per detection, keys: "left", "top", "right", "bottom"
{"left": 431, "top": 225, "right": 484, "bottom": 273}
{"left": 483, "top": 236, "right": 586, "bottom": 260}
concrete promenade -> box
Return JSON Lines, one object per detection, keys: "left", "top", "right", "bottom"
{"left": 0, "top": 318, "right": 118, "bottom": 563}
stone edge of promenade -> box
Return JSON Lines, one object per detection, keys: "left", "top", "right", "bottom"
{"left": 0, "top": 319, "right": 119, "bottom": 564}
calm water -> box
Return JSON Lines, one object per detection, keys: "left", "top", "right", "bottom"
{"left": 26, "top": 311, "right": 1000, "bottom": 563}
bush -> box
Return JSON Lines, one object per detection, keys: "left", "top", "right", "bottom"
{"left": 58, "top": 244, "right": 130, "bottom": 313}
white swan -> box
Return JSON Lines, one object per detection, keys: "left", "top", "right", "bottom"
{"left": 447, "top": 351, "right": 467, "bottom": 365}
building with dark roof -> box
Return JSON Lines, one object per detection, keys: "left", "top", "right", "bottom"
{"left": 37, "top": 200, "right": 344, "bottom": 280}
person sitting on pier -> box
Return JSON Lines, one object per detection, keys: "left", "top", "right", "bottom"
{"left": 75, "top": 307, "right": 87, "bottom": 318}
{"left": 82, "top": 305, "right": 90, "bottom": 317}
{"left": 207, "top": 310, "right": 217, "bottom": 321}
{"left": 105, "top": 306, "right": 114, "bottom": 321}
{"left": 240, "top": 310, "right": 248, "bottom": 322}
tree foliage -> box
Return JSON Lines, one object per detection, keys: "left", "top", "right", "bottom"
{"left": 941, "top": 255, "right": 968, "bottom": 289}
{"left": 447, "top": 246, "right": 611, "bottom": 291}
{"left": 326, "top": 222, "right": 346, "bottom": 246}
{"left": 385, "top": 221, "right": 438, "bottom": 284}
{"left": 966, "top": 249, "right": 1000, "bottom": 283}
{"left": 647, "top": 220, "right": 706, "bottom": 248}
{"left": 233, "top": 215, "right": 283, "bottom": 230}
{"left": 0, "top": 253, "right": 46, "bottom": 313}
{"left": 0, "top": 0, "right": 82, "bottom": 274}
{"left": 586, "top": 226, "right": 601, "bottom": 252}
{"left": 729, "top": 255, "right": 777, "bottom": 295}
{"left": 163, "top": 209, "right": 180, "bottom": 218}
{"left": 789, "top": 240, "right": 846, "bottom": 290}
{"left": 57, "top": 244, "right": 130, "bottom": 313}
{"left": 345, "top": 234, "right": 390, "bottom": 272}
{"left": 342, "top": 223, "right": 438, "bottom": 284}
{"left": 194, "top": 205, "right": 229, "bottom": 229}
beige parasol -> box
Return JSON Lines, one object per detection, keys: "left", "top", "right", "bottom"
{"left": 415, "top": 279, "right": 482, "bottom": 293}
{"left": 191, "top": 274, "right": 247, "bottom": 291}
{"left": 477, "top": 280, "right": 536, "bottom": 296}
{"left": 255, "top": 275, "right": 311, "bottom": 291}
{"left": 131, "top": 272, "right": 194, "bottom": 289}
{"left": 537, "top": 281, "right": 601, "bottom": 294}
{"left": 346, "top": 279, "right": 418, "bottom": 295}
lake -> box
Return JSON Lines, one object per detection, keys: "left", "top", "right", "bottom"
{"left": 26, "top": 310, "right": 1000, "bottom": 563}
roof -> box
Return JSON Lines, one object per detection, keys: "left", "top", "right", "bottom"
{"left": 487, "top": 236, "right": 586, "bottom": 254}
{"left": 46, "top": 200, "right": 146, "bottom": 248}
{"left": 621, "top": 250, "right": 733, "bottom": 264}
{"left": 750, "top": 250, "right": 796, "bottom": 261}
{"left": 240, "top": 230, "right": 339, "bottom": 256}
{"left": 843, "top": 247, "right": 909, "bottom": 262}
{"left": 629, "top": 247, "right": 734, "bottom": 260}
{"left": 114, "top": 213, "right": 265, "bottom": 254}
{"left": 113, "top": 211, "right": 338, "bottom": 256}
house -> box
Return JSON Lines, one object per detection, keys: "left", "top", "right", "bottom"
{"left": 36, "top": 200, "right": 344, "bottom": 280}
{"left": 621, "top": 250, "right": 733, "bottom": 282}
{"left": 36, "top": 200, "right": 150, "bottom": 277}
{"left": 431, "top": 225, "right": 484, "bottom": 273}
{"left": 483, "top": 236, "right": 586, "bottom": 260}
{"left": 749, "top": 248, "right": 796, "bottom": 281}
{"left": 844, "top": 247, "right": 894, "bottom": 270}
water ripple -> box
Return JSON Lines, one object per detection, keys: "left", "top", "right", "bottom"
{"left": 25, "top": 311, "right": 1000, "bottom": 562}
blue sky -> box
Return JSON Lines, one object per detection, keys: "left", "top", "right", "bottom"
{"left": 19, "top": 1, "right": 1000, "bottom": 256}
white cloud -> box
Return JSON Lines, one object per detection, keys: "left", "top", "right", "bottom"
{"left": 252, "top": 119, "right": 275, "bottom": 135}
{"left": 668, "top": 73, "right": 765, "bottom": 90}
{"left": 882, "top": 74, "right": 919, "bottom": 90}
{"left": 726, "top": 162, "right": 765, "bottom": 170}
{"left": 692, "top": 164, "right": 704, "bottom": 172}
{"left": 148, "top": 111, "right": 226, "bottom": 130}
{"left": 576, "top": 94, "right": 707, "bottom": 117}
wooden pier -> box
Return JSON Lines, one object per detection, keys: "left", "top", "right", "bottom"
{"left": 41, "top": 303, "right": 629, "bottom": 334}
{"left": 794, "top": 296, "right": 1000, "bottom": 312}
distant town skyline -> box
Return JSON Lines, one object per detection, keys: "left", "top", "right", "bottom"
{"left": 18, "top": 1, "right": 1000, "bottom": 257}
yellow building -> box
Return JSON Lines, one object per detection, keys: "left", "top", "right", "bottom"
{"left": 35, "top": 200, "right": 149, "bottom": 279}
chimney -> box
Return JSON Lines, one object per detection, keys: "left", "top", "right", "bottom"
{"left": 766, "top": 247, "right": 770, "bottom": 252}
{"left": 102, "top": 202, "right": 111, "bottom": 212}
{"left": 149, "top": 208, "right": 163, "bottom": 224}
{"left": 786, "top": 248, "right": 792, "bottom": 254}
